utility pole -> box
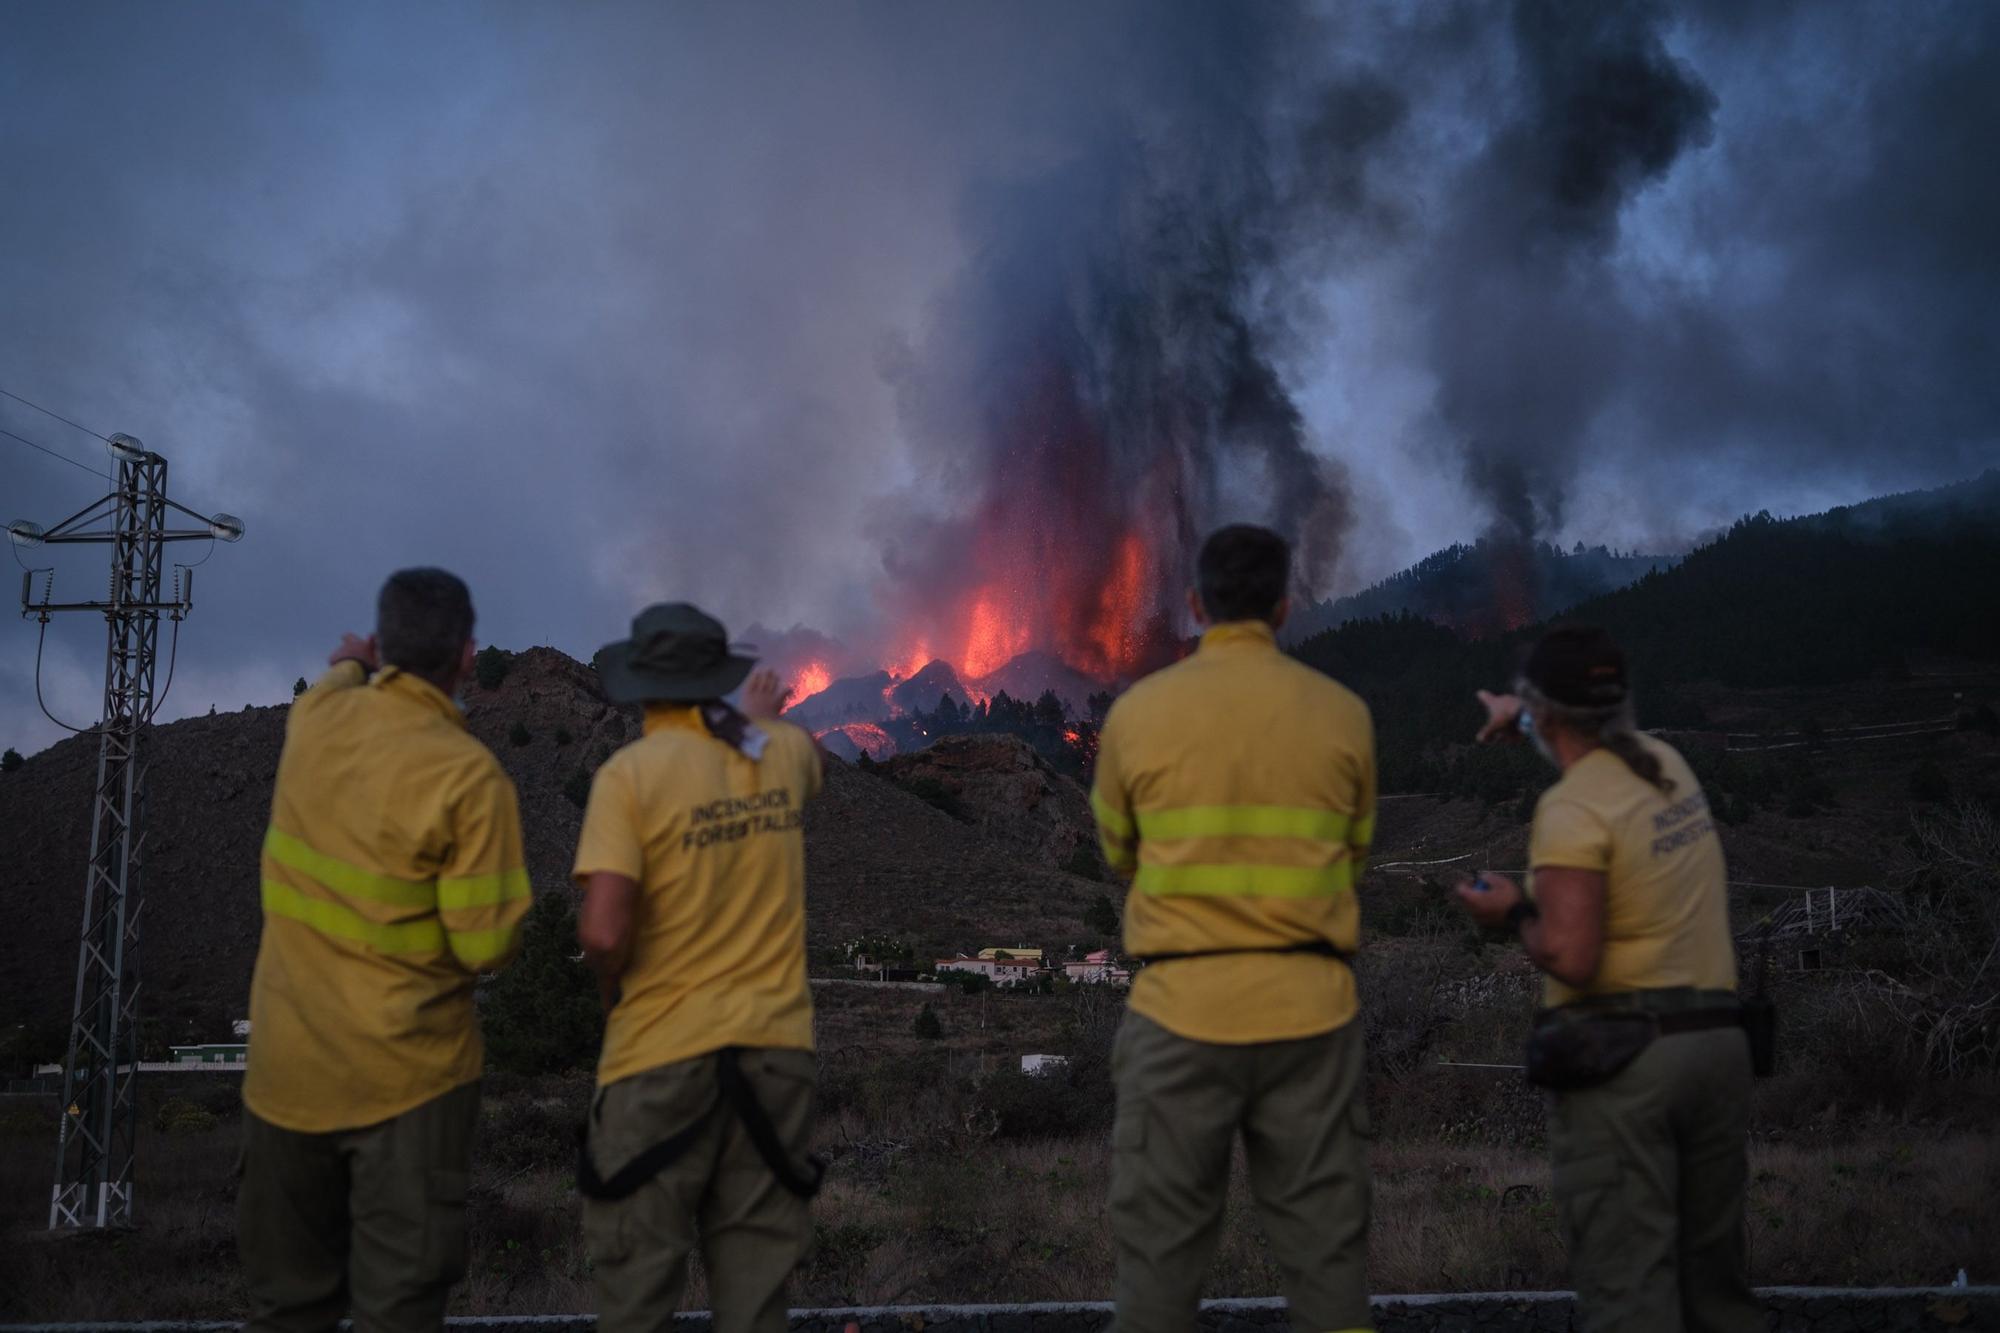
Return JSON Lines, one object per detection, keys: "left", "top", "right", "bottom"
{"left": 8, "top": 434, "right": 243, "bottom": 1231}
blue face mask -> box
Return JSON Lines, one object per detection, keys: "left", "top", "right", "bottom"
{"left": 1519, "top": 707, "right": 1558, "bottom": 766}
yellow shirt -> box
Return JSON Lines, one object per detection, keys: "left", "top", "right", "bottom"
{"left": 573, "top": 707, "right": 822, "bottom": 1086}
{"left": 245, "top": 662, "right": 533, "bottom": 1132}
{"left": 1529, "top": 736, "right": 1738, "bottom": 1007}
{"left": 1090, "top": 621, "right": 1375, "bottom": 1044}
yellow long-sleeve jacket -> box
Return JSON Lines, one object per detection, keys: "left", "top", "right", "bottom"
{"left": 1091, "top": 620, "right": 1375, "bottom": 1044}
{"left": 243, "top": 660, "right": 532, "bottom": 1131}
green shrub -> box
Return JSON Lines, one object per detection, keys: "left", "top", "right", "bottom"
{"left": 555, "top": 727, "right": 573, "bottom": 747}
{"left": 563, "top": 771, "right": 593, "bottom": 809}
{"left": 475, "top": 645, "right": 510, "bottom": 691}
{"left": 509, "top": 722, "right": 533, "bottom": 748}
{"left": 913, "top": 1003, "right": 943, "bottom": 1039}
{"left": 154, "top": 1097, "right": 220, "bottom": 1135}
{"left": 1063, "top": 844, "right": 1103, "bottom": 882}
{"left": 1, "top": 747, "right": 22, "bottom": 773}
{"left": 291, "top": 678, "right": 307, "bottom": 698}
{"left": 1084, "top": 892, "right": 1119, "bottom": 937}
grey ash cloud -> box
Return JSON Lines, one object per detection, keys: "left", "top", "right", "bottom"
{"left": 0, "top": 2, "right": 1995, "bottom": 749}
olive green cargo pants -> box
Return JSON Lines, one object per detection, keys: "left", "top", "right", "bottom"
{"left": 582, "top": 1047, "right": 817, "bottom": 1333}
{"left": 237, "top": 1080, "right": 480, "bottom": 1333}
{"left": 1550, "top": 1024, "right": 1761, "bottom": 1333}
{"left": 1109, "top": 1011, "right": 1372, "bottom": 1333}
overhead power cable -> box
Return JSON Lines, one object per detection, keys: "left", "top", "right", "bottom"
{"left": 1, "top": 426, "right": 108, "bottom": 479}
{"left": 0, "top": 384, "right": 113, "bottom": 442}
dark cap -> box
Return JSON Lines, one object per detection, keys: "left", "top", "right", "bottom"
{"left": 593, "top": 602, "right": 756, "bottom": 705}
{"left": 1521, "top": 624, "right": 1628, "bottom": 708}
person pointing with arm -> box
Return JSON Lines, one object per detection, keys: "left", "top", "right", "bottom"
{"left": 1453, "top": 626, "right": 1759, "bottom": 1333}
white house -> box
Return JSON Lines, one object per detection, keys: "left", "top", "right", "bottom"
{"left": 935, "top": 956, "right": 1043, "bottom": 986}
{"left": 1021, "top": 1054, "right": 1069, "bottom": 1077}
{"left": 1063, "top": 949, "right": 1131, "bottom": 987}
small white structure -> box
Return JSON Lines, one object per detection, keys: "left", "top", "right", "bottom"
{"left": 1064, "top": 949, "right": 1132, "bottom": 987}
{"left": 1021, "top": 1054, "right": 1069, "bottom": 1077}
{"left": 935, "top": 955, "right": 1043, "bottom": 986}
{"left": 231, "top": 1019, "right": 252, "bottom": 1038}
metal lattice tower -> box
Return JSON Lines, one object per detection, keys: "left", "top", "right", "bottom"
{"left": 9, "top": 435, "right": 242, "bottom": 1230}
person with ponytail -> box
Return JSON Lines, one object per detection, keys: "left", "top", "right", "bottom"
{"left": 1453, "top": 625, "right": 1759, "bottom": 1333}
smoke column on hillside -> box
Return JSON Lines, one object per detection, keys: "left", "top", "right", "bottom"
{"left": 874, "top": 6, "right": 1402, "bottom": 682}
{"left": 1423, "top": 0, "right": 1717, "bottom": 543}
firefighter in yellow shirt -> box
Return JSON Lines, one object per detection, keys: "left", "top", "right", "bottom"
{"left": 572, "top": 603, "right": 824, "bottom": 1333}
{"left": 1091, "top": 526, "right": 1376, "bottom": 1333}
{"left": 239, "top": 568, "right": 533, "bottom": 1333}
{"left": 1454, "top": 625, "right": 1758, "bottom": 1333}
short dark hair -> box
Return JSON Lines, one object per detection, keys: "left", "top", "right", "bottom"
{"left": 1197, "top": 525, "right": 1290, "bottom": 623}
{"left": 377, "top": 568, "right": 475, "bottom": 681}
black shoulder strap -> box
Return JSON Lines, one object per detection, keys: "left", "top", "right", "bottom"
{"left": 575, "top": 1047, "right": 827, "bottom": 1202}
{"left": 575, "top": 1092, "right": 718, "bottom": 1202}
{"left": 1138, "top": 939, "right": 1350, "bottom": 965}
{"left": 718, "top": 1047, "right": 826, "bottom": 1199}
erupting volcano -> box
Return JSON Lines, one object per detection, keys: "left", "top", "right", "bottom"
{"left": 767, "top": 7, "right": 1390, "bottom": 753}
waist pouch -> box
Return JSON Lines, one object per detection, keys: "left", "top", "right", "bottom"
{"left": 1525, "top": 1004, "right": 1749, "bottom": 1090}
{"left": 576, "top": 1046, "right": 825, "bottom": 1202}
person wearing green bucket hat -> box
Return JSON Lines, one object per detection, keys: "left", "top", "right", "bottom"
{"left": 591, "top": 602, "right": 760, "bottom": 707}
{"left": 572, "top": 601, "right": 826, "bottom": 1333}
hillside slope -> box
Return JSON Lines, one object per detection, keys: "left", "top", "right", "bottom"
{"left": 0, "top": 649, "right": 1108, "bottom": 1043}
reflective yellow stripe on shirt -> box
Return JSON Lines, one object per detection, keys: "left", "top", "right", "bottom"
{"left": 261, "top": 879, "right": 446, "bottom": 954}
{"left": 1091, "top": 790, "right": 1134, "bottom": 841}
{"left": 1136, "top": 804, "right": 1354, "bottom": 842}
{"left": 1135, "top": 861, "right": 1355, "bottom": 898}
{"left": 263, "top": 827, "right": 436, "bottom": 908}
{"left": 437, "top": 865, "right": 532, "bottom": 912}
{"left": 1092, "top": 789, "right": 1138, "bottom": 871}
{"left": 445, "top": 923, "right": 520, "bottom": 967}
{"left": 1350, "top": 811, "right": 1375, "bottom": 848}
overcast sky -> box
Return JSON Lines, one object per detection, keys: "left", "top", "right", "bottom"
{"left": 3, "top": 1, "right": 1994, "bottom": 754}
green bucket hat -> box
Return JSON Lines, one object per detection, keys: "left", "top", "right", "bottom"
{"left": 594, "top": 602, "right": 757, "bottom": 704}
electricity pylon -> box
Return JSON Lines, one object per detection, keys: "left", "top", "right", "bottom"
{"left": 8, "top": 434, "right": 243, "bottom": 1230}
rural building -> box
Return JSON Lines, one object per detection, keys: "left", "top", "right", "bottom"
{"left": 977, "top": 946, "right": 1043, "bottom": 963}
{"left": 170, "top": 1043, "right": 247, "bottom": 1065}
{"left": 935, "top": 955, "right": 1044, "bottom": 986}
{"left": 1064, "top": 949, "right": 1131, "bottom": 986}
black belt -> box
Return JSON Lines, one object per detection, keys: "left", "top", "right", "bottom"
{"left": 1653, "top": 1007, "right": 1745, "bottom": 1036}
{"left": 1137, "top": 939, "right": 1350, "bottom": 965}
{"left": 576, "top": 1046, "right": 825, "bottom": 1202}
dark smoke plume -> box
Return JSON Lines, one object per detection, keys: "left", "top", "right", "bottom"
{"left": 880, "top": 5, "right": 1404, "bottom": 673}
{"left": 1426, "top": 0, "right": 1717, "bottom": 539}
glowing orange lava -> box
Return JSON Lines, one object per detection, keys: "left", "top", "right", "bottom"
{"left": 959, "top": 591, "right": 1032, "bottom": 680}
{"left": 792, "top": 661, "right": 832, "bottom": 701}
{"left": 815, "top": 721, "right": 896, "bottom": 759}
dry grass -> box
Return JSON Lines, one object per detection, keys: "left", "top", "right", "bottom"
{"left": 4, "top": 1079, "right": 1994, "bottom": 1321}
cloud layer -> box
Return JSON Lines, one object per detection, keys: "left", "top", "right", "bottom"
{"left": 2, "top": 2, "right": 1995, "bottom": 751}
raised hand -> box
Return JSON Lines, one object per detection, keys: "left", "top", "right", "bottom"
{"left": 1474, "top": 689, "right": 1523, "bottom": 744}
{"left": 741, "top": 667, "right": 787, "bottom": 720}
{"left": 330, "top": 633, "right": 379, "bottom": 671}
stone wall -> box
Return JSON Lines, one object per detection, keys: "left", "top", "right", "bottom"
{"left": 6, "top": 1289, "right": 1995, "bottom": 1333}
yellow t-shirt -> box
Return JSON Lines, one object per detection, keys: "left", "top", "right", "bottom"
{"left": 245, "top": 662, "right": 533, "bottom": 1132}
{"left": 1091, "top": 621, "right": 1375, "bottom": 1045}
{"left": 574, "top": 707, "right": 822, "bottom": 1086}
{"left": 1529, "top": 736, "right": 1738, "bottom": 1007}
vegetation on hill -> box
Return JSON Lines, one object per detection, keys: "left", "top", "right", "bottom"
{"left": 1293, "top": 470, "right": 2000, "bottom": 794}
